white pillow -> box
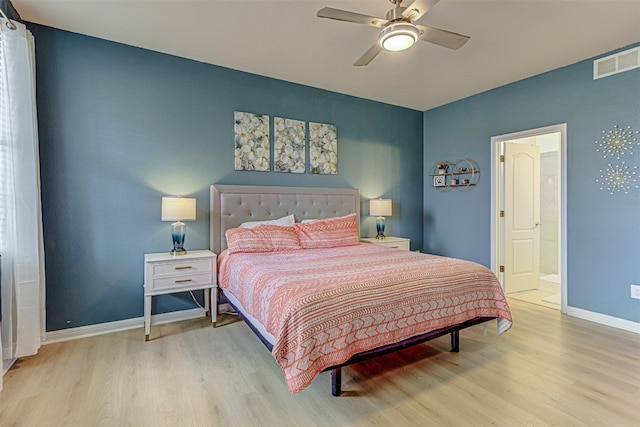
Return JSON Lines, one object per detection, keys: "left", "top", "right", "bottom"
{"left": 239, "top": 214, "right": 295, "bottom": 229}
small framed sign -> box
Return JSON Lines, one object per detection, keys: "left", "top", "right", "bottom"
{"left": 433, "top": 175, "right": 446, "bottom": 187}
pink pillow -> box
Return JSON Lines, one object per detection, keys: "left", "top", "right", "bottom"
{"left": 226, "top": 225, "right": 301, "bottom": 253}
{"left": 294, "top": 213, "right": 359, "bottom": 249}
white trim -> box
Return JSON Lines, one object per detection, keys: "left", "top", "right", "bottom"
{"left": 490, "top": 139, "right": 499, "bottom": 282}
{"left": 567, "top": 306, "right": 640, "bottom": 334}
{"left": 218, "top": 303, "right": 233, "bottom": 315}
{"left": 491, "top": 124, "right": 567, "bottom": 313}
{"left": 38, "top": 304, "right": 639, "bottom": 350}
{"left": 559, "top": 125, "right": 568, "bottom": 315}
{"left": 44, "top": 308, "right": 206, "bottom": 344}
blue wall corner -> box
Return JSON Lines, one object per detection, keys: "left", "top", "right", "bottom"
{"left": 423, "top": 43, "right": 640, "bottom": 323}
{"left": 28, "top": 23, "right": 423, "bottom": 331}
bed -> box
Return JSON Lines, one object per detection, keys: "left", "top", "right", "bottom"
{"left": 210, "top": 184, "right": 512, "bottom": 396}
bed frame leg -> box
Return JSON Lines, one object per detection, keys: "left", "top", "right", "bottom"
{"left": 331, "top": 368, "right": 342, "bottom": 396}
{"left": 450, "top": 330, "right": 460, "bottom": 353}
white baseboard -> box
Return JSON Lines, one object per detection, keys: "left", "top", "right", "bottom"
{"left": 41, "top": 303, "right": 638, "bottom": 345}
{"left": 44, "top": 308, "right": 207, "bottom": 344}
{"left": 218, "top": 303, "right": 233, "bottom": 314}
{"left": 566, "top": 306, "right": 640, "bottom": 333}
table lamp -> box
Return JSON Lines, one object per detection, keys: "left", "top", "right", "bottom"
{"left": 161, "top": 196, "right": 196, "bottom": 255}
{"left": 370, "top": 198, "right": 392, "bottom": 239}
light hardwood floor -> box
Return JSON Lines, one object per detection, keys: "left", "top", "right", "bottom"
{"left": 1, "top": 298, "right": 638, "bottom": 426}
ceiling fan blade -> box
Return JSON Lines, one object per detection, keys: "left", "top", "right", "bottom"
{"left": 402, "top": 0, "right": 441, "bottom": 22}
{"left": 354, "top": 44, "right": 383, "bottom": 67}
{"left": 317, "top": 7, "right": 387, "bottom": 28}
{"left": 416, "top": 25, "right": 470, "bottom": 50}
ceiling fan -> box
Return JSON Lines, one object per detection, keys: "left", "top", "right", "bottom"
{"left": 317, "top": 0, "right": 470, "bottom": 66}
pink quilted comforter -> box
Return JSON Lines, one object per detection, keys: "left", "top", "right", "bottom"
{"left": 218, "top": 243, "right": 512, "bottom": 393}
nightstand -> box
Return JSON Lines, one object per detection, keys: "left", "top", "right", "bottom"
{"left": 360, "top": 236, "right": 410, "bottom": 251}
{"left": 144, "top": 249, "right": 217, "bottom": 341}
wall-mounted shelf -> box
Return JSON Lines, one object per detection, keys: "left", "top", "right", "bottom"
{"left": 429, "top": 158, "right": 480, "bottom": 191}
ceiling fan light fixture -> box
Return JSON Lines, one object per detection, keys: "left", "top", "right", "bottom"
{"left": 378, "top": 22, "right": 419, "bottom": 52}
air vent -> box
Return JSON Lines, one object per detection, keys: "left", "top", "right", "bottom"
{"left": 593, "top": 47, "right": 639, "bottom": 79}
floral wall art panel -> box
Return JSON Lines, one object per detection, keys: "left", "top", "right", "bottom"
{"left": 234, "top": 111, "right": 270, "bottom": 171}
{"left": 309, "top": 122, "right": 338, "bottom": 175}
{"left": 274, "top": 117, "right": 305, "bottom": 173}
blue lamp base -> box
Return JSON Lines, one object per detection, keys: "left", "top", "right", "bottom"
{"left": 170, "top": 221, "right": 187, "bottom": 255}
{"left": 375, "top": 216, "right": 386, "bottom": 239}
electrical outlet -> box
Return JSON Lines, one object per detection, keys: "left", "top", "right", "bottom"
{"left": 631, "top": 284, "right": 640, "bottom": 300}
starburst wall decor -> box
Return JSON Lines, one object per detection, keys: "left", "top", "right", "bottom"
{"left": 594, "top": 124, "right": 639, "bottom": 195}
{"left": 595, "top": 125, "right": 639, "bottom": 159}
{"left": 596, "top": 162, "right": 638, "bottom": 194}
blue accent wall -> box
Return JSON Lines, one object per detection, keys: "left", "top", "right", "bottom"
{"left": 28, "top": 24, "right": 423, "bottom": 331}
{"left": 423, "top": 44, "right": 640, "bottom": 323}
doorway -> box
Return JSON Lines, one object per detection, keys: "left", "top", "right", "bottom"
{"left": 491, "top": 124, "right": 567, "bottom": 313}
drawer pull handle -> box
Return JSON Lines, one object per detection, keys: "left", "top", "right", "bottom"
{"left": 175, "top": 279, "right": 193, "bottom": 283}
{"left": 175, "top": 266, "right": 193, "bottom": 270}
{"left": 390, "top": 246, "right": 399, "bottom": 248}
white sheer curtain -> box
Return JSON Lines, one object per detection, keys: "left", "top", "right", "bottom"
{"left": 0, "top": 16, "right": 45, "bottom": 391}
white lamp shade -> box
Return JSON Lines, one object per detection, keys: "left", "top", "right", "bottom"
{"left": 370, "top": 199, "right": 392, "bottom": 216}
{"left": 161, "top": 197, "right": 196, "bottom": 221}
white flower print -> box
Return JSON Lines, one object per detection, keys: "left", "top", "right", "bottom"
{"left": 234, "top": 111, "right": 270, "bottom": 171}
{"left": 309, "top": 122, "right": 337, "bottom": 175}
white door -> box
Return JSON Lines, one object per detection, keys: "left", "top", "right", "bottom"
{"left": 504, "top": 142, "right": 540, "bottom": 293}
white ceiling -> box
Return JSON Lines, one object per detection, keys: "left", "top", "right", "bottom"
{"left": 12, "top": 0, "right": 640, "bottom": 111}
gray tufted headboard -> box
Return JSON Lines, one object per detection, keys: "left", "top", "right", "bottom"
{"left": 209, "top": 185, "right": 360, "bottom": 253}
